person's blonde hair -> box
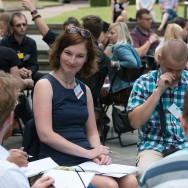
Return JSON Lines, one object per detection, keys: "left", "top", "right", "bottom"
{"left": 109, "top": 22, "right": 133, "bottom": 45}
{"left": 0, "top": 71, "right": 18, "bottom": 127}
{"left": 164, "top": 23, "right": 183, "bottom": 42}
{"left": 155, "top": 23, "right": 183, "bottom": 63}
{"left": 0, "top": 12, "right": 11, "bottom": 35}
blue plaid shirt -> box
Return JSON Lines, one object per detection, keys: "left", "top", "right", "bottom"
{"left": 127, "top": 69, "right": 188, "bottom": 153}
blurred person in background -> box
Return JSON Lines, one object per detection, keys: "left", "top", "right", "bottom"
{"left": 111, "top": 0, "right": 129, "bottom": 23}
{"left": 136, "top": 0, "right": 156, "bottom": 22}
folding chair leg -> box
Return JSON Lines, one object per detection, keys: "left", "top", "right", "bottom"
{"left": 100, "top": 124, "right": 106, "bottom": 146}
{"left": 14, "top": 117, "right": 24, "bottom": 137}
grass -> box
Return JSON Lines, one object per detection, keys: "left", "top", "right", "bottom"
{"left": 38, "top": 0, "right": 62, "bottom": 7}
{"left": 43, "top": 3, "right": 185, "bottom": 24}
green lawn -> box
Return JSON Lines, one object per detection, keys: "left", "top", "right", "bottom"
{"left": 43, "top": 4, "right": 185, "bottom": 24}
{"left": 38, "top": 0, "right": 62, "bottom": 7}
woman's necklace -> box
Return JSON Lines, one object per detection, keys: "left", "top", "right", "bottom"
{"left": 55, "top": 71, "right": 75, "bottom": 85}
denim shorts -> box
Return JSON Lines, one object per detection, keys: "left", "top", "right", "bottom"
{"left": 163, "top": 9, "right": 177, "bottom": 21}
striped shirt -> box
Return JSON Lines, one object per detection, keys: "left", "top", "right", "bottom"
{"left": 139, "top": 148, "right": 188, "bottom": 188}
{"left": 127, "top": 69, "right": 188, "bottom": 153}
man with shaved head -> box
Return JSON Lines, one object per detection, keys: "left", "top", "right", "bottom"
{"left": 127, "top": 39, "right": 188, "bottom": 179}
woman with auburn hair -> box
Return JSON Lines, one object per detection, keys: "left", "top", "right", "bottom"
{"left": 33, "top": 26, "right": 138, "bottom": 188}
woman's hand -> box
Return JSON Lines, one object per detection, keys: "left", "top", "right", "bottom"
{"left": 93, "top": 154, "right": 112, "bottom": 165}
{"left": 87, "top": 145, "right": 110, "bottom": 159}
{"left": 7, "top": 149, "right": 29, "bottom": 167}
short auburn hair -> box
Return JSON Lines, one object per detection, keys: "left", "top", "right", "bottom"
{"left": 49, "top": 28, "right": 97, "bottom": 77}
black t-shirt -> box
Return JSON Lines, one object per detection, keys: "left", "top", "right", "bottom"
{"left": 0, "top": 46, "right": 20, "bottom": 73}
{"left": 0, "top": 34, "right": 38, "bottom": 74}
{"left": 43, "top": 29, "right": 59, "bottom": 47}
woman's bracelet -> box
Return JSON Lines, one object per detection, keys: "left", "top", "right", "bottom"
{"left": 32, "top": 14, "right": 41, "bottom": 21}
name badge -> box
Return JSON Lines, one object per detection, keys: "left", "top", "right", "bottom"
{"left": 17, "top": 53, "right": 24, "bottom": 59}
{"left": 168, "top": 103, "right": 182, "bottom": 119}
{"left": 24, "top": 54, "right": 30, "bottom": 61}
{"left": 74, "top": 84, "right": 84, "bottom": 100}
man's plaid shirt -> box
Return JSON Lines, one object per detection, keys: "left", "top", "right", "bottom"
{"left": 127, "top": 69, "right": 188, "bottom": 153}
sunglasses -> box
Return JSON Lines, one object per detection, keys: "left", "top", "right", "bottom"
{"left": 66, "top": 26, "right": 91, "bottom": 38}
{"left": 14, "top": 23, "right": 27, "bottom": 28}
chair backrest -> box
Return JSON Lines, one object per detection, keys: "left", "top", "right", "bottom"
{"left": 76, "top": 66, "right": 109, "bottom": 107}
{"left": 107, "top": 66, "right": 143, "bottom": 106}
{"left": 22, "top": 118, "right": 40, "bottom": 162}
{"left": 109, "top": 67, "right": 142, "bottom": 136}
{"left": 142, "top": 55, "right": 158, "bottom": 71}
{"left": 112, "top": 67, "right": 142, "bottom": 86}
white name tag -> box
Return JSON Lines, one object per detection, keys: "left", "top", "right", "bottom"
{"left": 74, "top": 84, "right": 84, "bottom": 100}
{"left": 168, "top": 103, "right": 182, "bottom": 119}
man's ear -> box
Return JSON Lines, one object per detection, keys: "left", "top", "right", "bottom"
{"left": 157, "top": 53, "right": 162, "bottom": 64}
{"left": 2, "top": 111, "right": 14, "bottom": 141}
{"left": 4, "top": 111, "right": 14, "bottom": 127}
{"left": 180, "top": 115, "right": 187, "bottom": 133}
{"left": 137, "top": 18, "right": 141, "bottom": 24}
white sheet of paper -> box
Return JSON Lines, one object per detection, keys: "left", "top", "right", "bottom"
{"left": 168, "top": 103, "right": 182, "bottom": 119}
{"left": 73, "top": 161, "right": 140, "bottom": 178}
{"left": 21, "top": 157, "right": 59, "bottom": 177}
{"left": 43, "top": 169, "right": 95, "bottom": 188}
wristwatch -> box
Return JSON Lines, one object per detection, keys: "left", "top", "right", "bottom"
{"left": 31, "top": 9, "right": 38, "bottom": 15}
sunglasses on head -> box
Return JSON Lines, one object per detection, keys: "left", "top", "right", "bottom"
{"left": 66, "top": 26, "right": 91, "bottom": 38}
{"left": 14, "top": 23, "right": 27, "bottom": 28}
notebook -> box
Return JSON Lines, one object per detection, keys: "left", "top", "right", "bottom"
{"left": 43, "top": 169, "right": 95, "bottom": 188}
{"left": 21, "top": 157, "right": 59, "bottom": 177}
{"left": 73, "top": 161, "right": 140, "bottom": 178}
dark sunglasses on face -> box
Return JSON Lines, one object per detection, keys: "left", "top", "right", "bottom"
{"left": 14, "top": 23, "right": 27, "bottom": 28}
{"left": 66, "top": 26, "right": 91, "bottom": 38}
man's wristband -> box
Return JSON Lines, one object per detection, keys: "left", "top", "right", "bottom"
{"left": 32, "top": 15, "right": 41, "bottom": 21}
{"left": 31, "top": 9, "right": 38, "bottom": 15}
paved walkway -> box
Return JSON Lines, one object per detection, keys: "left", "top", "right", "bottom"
{"left": 22, "top": 1, "right": 89, "bottom": 24}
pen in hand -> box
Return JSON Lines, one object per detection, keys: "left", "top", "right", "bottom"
{"left": 20, "top": 147, "right": 33, "bottom": 158}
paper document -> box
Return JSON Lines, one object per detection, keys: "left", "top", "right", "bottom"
{"left": 73, "top": 161, "right": 140, "bottom": 178}
{"left": 43, "top": 169, "right": 95, "bottom": 188}
{"left": 21, "top": 157, "right": 59, "bottom": 177}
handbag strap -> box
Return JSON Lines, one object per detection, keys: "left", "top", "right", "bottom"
{"left": 156, "top": 71, "right": 167, "bottom": 148}
{"left": 159, "top": 98, "right": 167, "bottom": 148}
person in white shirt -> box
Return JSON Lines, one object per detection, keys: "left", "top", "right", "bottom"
{"left": 0, "top": 71, "right": 54, "bottom": 188}
{"left": 136, "top": 0, "right": 156, "bottom": 22}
